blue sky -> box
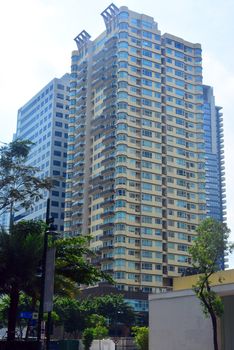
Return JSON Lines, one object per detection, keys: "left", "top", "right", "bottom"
{"left": 1, "top": 0, "right": 234, "bottom": 265}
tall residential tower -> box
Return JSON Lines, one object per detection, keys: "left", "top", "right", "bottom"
{"left": 65, "top": 4, "right": 207, "bottom": 293}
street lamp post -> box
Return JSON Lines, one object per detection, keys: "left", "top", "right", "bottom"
{"left": 37, "top": 198, "right": 50, "bottom": 345}
{"left": 37, "top": 198, "right": 56, "bottom": 349}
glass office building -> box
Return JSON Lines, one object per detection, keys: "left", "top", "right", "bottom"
{"left": 15, "top": 74, "right": 70, "bottom": 232}
{"left": 203, "top": 85, "right": 226, "bottom": 223}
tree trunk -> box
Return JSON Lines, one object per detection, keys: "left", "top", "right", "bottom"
{"left": 7, "top": 286, "right": 20, "bottom": 341}
{"left": 25, "top": 296, "right": 37, "bottom": 340}
{"left": 25, "top": 319, "right": 31, "bottom": 340}
{"left": 211, "top": 313, "right": 219, "bottom": 350}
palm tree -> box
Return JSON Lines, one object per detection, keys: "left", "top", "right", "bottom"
{"left": 0, "top": 221, "right": 45, "bottom": 341}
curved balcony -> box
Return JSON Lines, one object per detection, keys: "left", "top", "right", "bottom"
{"left": 100, "top": 198, "right": 115, "bottom": 208}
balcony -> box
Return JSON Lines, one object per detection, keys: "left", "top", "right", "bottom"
{"left": 104, "top": 84, "right": 117, "bottom": 95}
{"left": 102, "top": 144, "right": 116, "bottom": 154}
{"left": 75, "top": 161, "right": 84, "bottom": 169}
{"left": 103, "top": 133, "right": 116, "bottom": 145}
{"left": 92, "top": 67, "right": 105, "bottom": 81}
{"left": 72, "top": 201, "right": 83, "bottom": 207}
{"left": 101, "top": 155, "right": 115, "bottom": 166}
{"left": 100, "top": 210, "right": 115, "bottom": 219}
{"left": 101, "top": 254, "right": 114, "bottom": 262}
{"left": 101, "top": 167, "right": 115, "bottom": 176}
{"left": 75, "top": 124, "right": 85, "bottom": 133}
{"left": 72, "top": 190, "right": 84, "bottom": 198}
{"left": 90, "top": 174, "right": 103, "bottom": 185}
{"left": 100, "top": 198, "right": 115, "bottom": 207}
{"left": 92, "top": 124, "right": 105, "bottom": 135}
{"left": 91, "top": 114, "right": 105, "bottom": 126}
{"left": 73, "top": 180, "right": 84, "bottom": 187}
{"left": 100, "top": 222, "right": 115, "bottom": 230}
{"left": 101, "top": 188, "right": 115, "bottom": 197}
{"left": 101, "top": 177, "right": 115, "bottom": 186}
{"left": 89, "top": 184, "right": 103, "bottom": 195}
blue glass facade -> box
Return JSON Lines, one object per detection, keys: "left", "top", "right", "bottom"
{"left": 203, "top": 85, "right": 226, "bottom": 222}
{"left": 14, "top": 74, "right": 70, "bottom": 232}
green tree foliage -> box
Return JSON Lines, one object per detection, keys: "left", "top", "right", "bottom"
{"left": 0, "top": 295, "right": 10, "bottom": 328}
{"left": 82, "top": 314, "right": 108, "bottom": 350}
{"left": 189, "top": 218, "right": 232, "bottom": 350}
{"left": 0, "top": 222, "right": 111, "bottom": 341}
{"left": 82, "top": 328, "right": 94, "bottom": 350}
{"left": 87, "top": 314, "right": 107, "bottom": 328}
{"left": 92, "top": 325, "right": 108, "bottom": 340}
{"left": 132, "top": 326, "right": 149, "bottom": 350}
{"left": 0, "top": 140, "right": 52, "bottom": 215}
{"left": 82, "top": 294, "right": 135, "bottom": 330}
{"left": 53, "top": 297, "right": 87, "bottom": 337}
{"left": 54, "top": 294, "right": 135, "bottom": 337}
{"left": 0, "top": 221, "right": 45, "bottom": 340}
{"left": 54, "top": 236, "right": 112, "bottom": 286}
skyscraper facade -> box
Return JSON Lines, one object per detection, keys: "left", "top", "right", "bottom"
{"left": 15, "top": 74, "right": 70, "bottom": 232}
{"left": 0, "top": 211, "right": 10, "bottom": 231}
{"left": 203, "top": 85, "right": 226, "bottom": 222}
{"left": 65, "top": 4, "right": 208, "bottom": 293}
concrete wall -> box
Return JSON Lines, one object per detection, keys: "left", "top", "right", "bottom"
{"left": 173, "top": 269, "right": 234, "bottom": 291}
{"left": 149, "top": 290, "right": 214, "bottom": 350}
{"left": 221, "top": 296, "right": 234, "bottom": 350}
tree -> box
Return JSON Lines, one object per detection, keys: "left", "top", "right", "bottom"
{"left": 82, "top": 314, "right": 108, "bottom": 350}
{"left": 0, "top": 140, "right": 51, "bottom": 219}
{"left": 54, "top": 236, "right": 112, "bottom": 286}
{"left": 189, "top": 218, "right": 232, "bottom": 350}
{"left": 132, "top": 326, "right": 149, "bottom": 350}
{"left": 87, "top": 314, "right": 108, "bottom": 339}
{"left": 53, "top": 297, "right": 87, "bottom": 337}
{"left": 82, "top": 294, "right": 135, "bottom": 333}
{"left": 0, "top": 222, "right": 112, "bottom": 341}
{"left": 0, "top": 220, "right": 45, "bottom": 341}
{"left": 0, "top": 294, "right": 35, "bottom": 339}
{"left": 53, "top": 294, "right": 135, "bottom": 339}
{"left": 82, "top": 328, "right": 94, "bottom": 350}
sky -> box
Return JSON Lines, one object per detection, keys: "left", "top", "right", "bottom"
{"left": 1, "top": 0, "right": 234, "bottom": 265}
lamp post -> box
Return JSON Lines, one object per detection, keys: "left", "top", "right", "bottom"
{"left": 112, "top": 310, "right": 122, "bottom": 350}
{"left": 37, "top": 198, "right": 57, "bottom": 350}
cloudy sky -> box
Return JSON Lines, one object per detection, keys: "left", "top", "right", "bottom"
{"left": 1, "top": 0, "right": 234, "bottom": 265}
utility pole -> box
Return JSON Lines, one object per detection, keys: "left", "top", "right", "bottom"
{"left": 37, "top": 198, "right": 50, "bottom": 346}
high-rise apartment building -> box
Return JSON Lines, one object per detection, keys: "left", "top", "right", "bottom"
{"left": 203, "top": 85, "right": 226, "bottom": 222}
{"left": 65, "top": 4, "right": 208, "bottom": 293}
{"left": 15, "top": 74, "right": 70, "bottom": 232}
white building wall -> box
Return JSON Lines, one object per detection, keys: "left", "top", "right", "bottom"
{"left": 149, "top": 290, "right": 213, "bottom": 350}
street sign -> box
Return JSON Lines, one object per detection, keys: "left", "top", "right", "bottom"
{"left": 43, "top": 247, "right": 56, "bottom": 312}
{"left": 20, "top": 311, "right": 32, "bottom": 319}
{"left": 32, "top": 312, "right": 38, "bottom": 320}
